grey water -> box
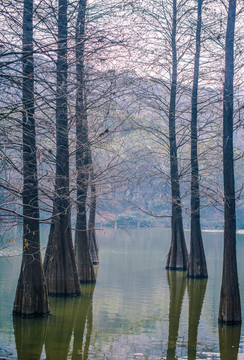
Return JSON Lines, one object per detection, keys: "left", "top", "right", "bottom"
{"left": 0, "top": 228, "right": 243, "bottom": 359}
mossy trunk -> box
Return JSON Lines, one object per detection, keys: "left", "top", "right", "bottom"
{"left": 187, "top": 0, "right": 207, "bottom": 279}
{"left": 166, "top": 0, "right": 188, "bottom": 271}
{"left": 218, "top": 0, "right": 241, "bottom": 325}
{"left": 43, "top": 0, "right": 80, "bottom": 296}
{"left": 13, "top": 0, "right": 49, "bottom": 317}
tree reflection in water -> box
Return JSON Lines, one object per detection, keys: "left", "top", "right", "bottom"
{"left": 13, "top": 315, "right": 48, "bottom": 360}
{"left": 13, "top": 284, "right": 95, "bottom": 360}
{"left": 72, "top": 285, "right": 95, "bottom": 360}
{"left": 187, "top": 279, "right": 207, "bottom": 360}
{"left": 219, "top": 324, "right": 241, "bottom": 360}
{"left": 11, "top": 261, "right": 242, "bottom": 359}
{"left": 166, "top": 270, "right": 187, "bottom": 360}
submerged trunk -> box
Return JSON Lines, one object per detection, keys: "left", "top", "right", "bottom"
{"left": 75, "top": 0, "right": 95, "bottom": 283}
{"left": 166, "top": 0, "right": 188, "bottom": 271}
{"left": 88, "top": 157, "right": 99, "bottom": 265}
{"left": 187, "top": 0, "right": 207, "bottom": 279}
{"left": 43, "top": 0, "right": 80, "bottom": 296}
{"left": 13, "top": 0, "right": 49, "bottom": 317}
{"left": 218, "top": 0, "right": 241, "bottom": 325}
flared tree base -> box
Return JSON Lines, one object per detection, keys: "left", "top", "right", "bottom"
{"left": 218, "top": 292, "right": 242, "bottom": 325}
{"left": 166, "top": 214, "right": 188, "bottom": 271}
{"left": 78, "top": 263, "right": 96, "bottom": 284}
{"left": 13, "top": 260, "right": 50, "bottom": 318}
{"left": 165, "top": 266, "right": 186, "bottom": 271}
{"left": 44, "top": 218, "right": 81, "bottom": 296}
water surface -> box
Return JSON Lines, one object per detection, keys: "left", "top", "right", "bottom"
{"left": 0, "top": 228, "right": 243, "bottom": 359}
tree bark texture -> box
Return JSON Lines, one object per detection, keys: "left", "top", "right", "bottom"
{"left": 44, "top": 0, "right": 80, "bottom": 296}
{"left": 187, "top": 0, "right": 208, "bottom": 279}
{"left": 13, "top": 0, "right": 50, "bottom": 317}
{"left": 75, "top": 0, "right": 96, "bottom": 283}
{"left": 88, "top": 155, "right": 99, "bottom": 265}
{"left": 166, "top": 0, "right": 188, "bottom": 271}
{"left": 187, "top": 279, "right": 207, "bottom": 360}
{"left": 218, "top": 0, "right": 241, "bottom": 325}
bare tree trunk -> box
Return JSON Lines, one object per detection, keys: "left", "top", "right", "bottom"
{"left": 187, "top": 0, "right": 208, "bottom": 279}
{"left": 218, "top": 0, "right": 241, "bottom": 325}
{"left": 13, "top": 0, "right": 50, "bottom": 317}
{"left": 75, "top": 0, "right": 96, "bottom": 283}
{"left": 43, "top": 0, "right": 80, "bottom": 296}
{"left": 166, "top": 0, "right": 188, "bottom": 271}
{"left": 88, "top": 155, "right": 99, "bottom": 265}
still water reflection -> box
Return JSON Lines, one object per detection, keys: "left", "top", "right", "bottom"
{"left": 0, "top": 228, "right": 243, "bottom": 359}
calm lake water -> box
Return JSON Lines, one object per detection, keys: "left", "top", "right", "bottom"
{"left": 0, "top": 228, "right": 243, "bottom": 359}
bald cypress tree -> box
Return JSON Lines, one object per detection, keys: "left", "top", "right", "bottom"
{"left": 218, "top": 0, "right": 241, "bottom": 325}
{"left": 43, "top": 0, "right": 81, "bottom": 296}
{"left": 187, "top": 0, "right": 208, "bottom": 279}
{"left": 75, "top": 0, "right": 96, "bottom": 283}
{"left": 166, "top": 0, "right": 188, "bottom": 271}
{"left": 88, "top": 157, "right": 99, "bottom": 265}
{"left": 13, "top": 0, "right": 49, "bottom": 317}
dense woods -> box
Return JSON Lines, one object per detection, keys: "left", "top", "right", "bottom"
{"left": 0, "top": 0, "right": 243, "bottom": 332}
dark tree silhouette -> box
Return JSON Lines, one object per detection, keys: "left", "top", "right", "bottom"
{"left": 13, "top": 0, "right": 50, "bottom": 317}
{"left": 88, "top": 154, "right": 99, "bottom": 265}
{"left": 187, "top": 0, "right": 208, "bottom": 279}
{"left": 75, "top": 0, "right": 96, "bottom": 283}
{"left": 218, "top": 0, "right": 241, "bottom": 325}
{"left": 43, "top": 0, "right": 81, "bottom": 296}
{"left": 166, "top": 0, "right": 188, "bottom": 271}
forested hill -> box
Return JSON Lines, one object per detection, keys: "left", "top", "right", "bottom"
{"left": 82, "top": 71, "right": 244, "bottom": 231}
{"left": 1, "top": 65, "right": 243, "bottom": 231}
